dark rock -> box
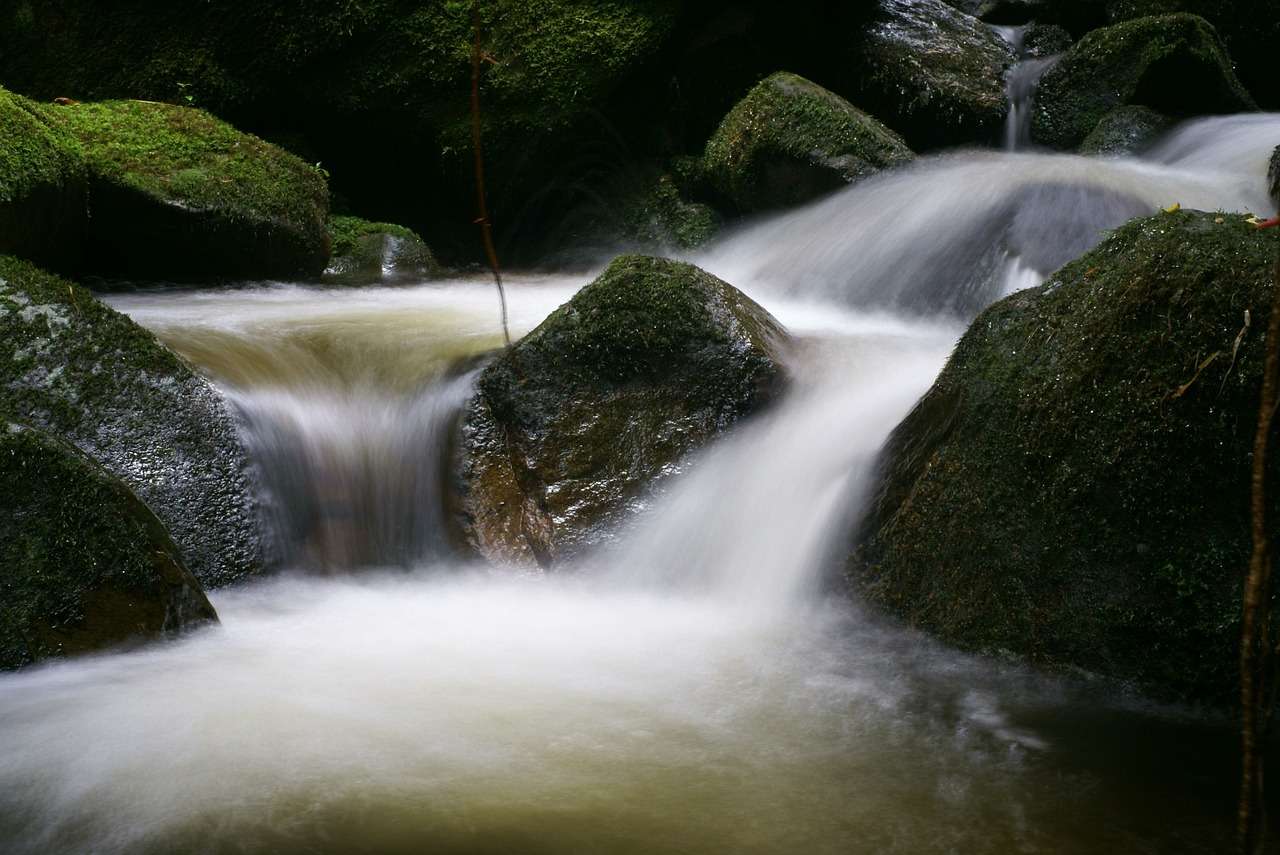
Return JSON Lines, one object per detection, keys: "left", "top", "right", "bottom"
{"left": 453, "top": 254, "right": 790, "bottom": 566}
{"left": 0, "top": 256, "right": 265, "bottom": 587}
{"left": 849, "top": 209, "right": 1275, "bottom": 704}
{"left": 703, "top": 71, "right": 914, "bottom": 214}
{"left": 0, "top": 87, "right": 88, "bottom": 272}
{"left": 1270, "top": 146, "right": 1280, "bottom": 212}
{"left": 1031, "top": 14, "right": 1256, "bottom": 151}
{"left": 0, "top": 421, "right": 217, "bottom": 670}
{"left": 1079, "top": 105, "right": 1175, "bottom": 156}
{"left": 44, "top": 99, "right": 329, "bottom": 282}
{"left": 853, "top": 0, "right": 1019, "bottom": 150}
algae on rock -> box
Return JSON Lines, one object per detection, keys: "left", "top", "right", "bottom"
{"left": 454, "top": 254, "right": 791, "bottom": 567}
{"left": 850, "top": 209, "right": 1275, "bottom": 704}
{"left": 0, "top": 421, "right": 217, "bottom": 670}
{"left": 42, "top": 99, "right": 330, "bottom": 282}
{"left": 0, "top": 256, "right": 265, "bottom": 587}
{"left": 0, "top": 86, "right": 88, "bottom": 272}
{"left": 1031, "top": 14, "right": 1255, "bottom": 151}
{"left": 703, "top": 71, "right": 914, "bottom": 214}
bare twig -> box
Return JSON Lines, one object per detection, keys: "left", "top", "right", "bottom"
{"left": 1241, "top": 218, "right": 1280, "bottom": 854}
{"left": 471, "top": 0, "right": 511, "bottom": 348}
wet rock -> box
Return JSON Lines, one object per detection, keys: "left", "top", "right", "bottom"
{"left": 849, "top": 209, "right": 1275, "bottom": 704}
{"left": 703, "top": 71, "right": 914, "bottom": 214}
{"left": 0, "top": 255, "right": 265, "bottom": 587}
{"left": 1270, "top": 146, "right": 1280, "bottom": 212}
{"left": 853, "top": 0, "right": 1018, "bottom": 149}
{"left": 0, "top": 421, "right": 217, "bottom": 670}
{"left": 1031, "top": 14, "right": 1255, "bottom": 151}
{"left": 1079, "top": 105, "right": 1175, "bottom": 156}
{"left": 44, "top": 99, "right": 329, "bottom": 282}
{"left": 0, "top": 87, "right": 87, "bottom": 273}
{"left": 454, "top": 254, "right": 790, "bottom": 567}
{"left": 325, "top": 215, "right": 440, "bottom": 282}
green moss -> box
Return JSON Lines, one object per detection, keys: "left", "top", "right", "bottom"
{"left": 855, "top": 209, "right": 1276, "bottom": 703}
{"left": 0, "top": 87, "right": 85, "bottom": 205}
{"left": 0, "top": 421, "right": 217, "bottom": 669}
{"left": 461, "top": 254, "right": 790, "bottom": 564}
{"left": 1032, "top": 14, "right": 1256, "bottom": 150}
{"left": 41, "top": 99, "right": 326, "bottom": 231}
{"left": 0, "top": 255, "right": 264, "bottom": 586}
{"left": 704, "top": 71, "right": 914, "bottom": 213}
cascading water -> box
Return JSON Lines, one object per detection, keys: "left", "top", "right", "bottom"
{"left": 992, "top": 24, "right": 1060, "bottom": 152}
{"left": 2, "top": 115, "right": 1279, "bottom": 854}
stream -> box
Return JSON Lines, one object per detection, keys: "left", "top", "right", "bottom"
{"left": 2, "top": 113, "right": 1280, "bottom": 853}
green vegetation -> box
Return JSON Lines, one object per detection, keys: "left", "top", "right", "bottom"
{"left": 704, "top": 71, "right": 914, "bottom": 213}
{"left": 460, "top": 254, "right": 790, "bottom": 565}
{"left": 853, "top": 209, "right": 1275, "bottom": 703}
{"left": 327, "top": 215, "right": 439, "bottom": 278}
{"left": 0, "top": 421, "right": 217, "bottom": 670}
{"left": 1032, "top": 14, "right": 1255, "bottom": 150}
{"left": 0, "top": 255, "right": 264, "bottom": 586}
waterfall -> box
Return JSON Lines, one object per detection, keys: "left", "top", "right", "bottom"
{"left": 992, "top": 24, "right": 1060, "bottom": 152}
{"left": 3, "top": 115, "right": 1278, "bottom": 855}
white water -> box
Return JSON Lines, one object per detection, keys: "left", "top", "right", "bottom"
{"left": 3, "top": 115, "right": 1280, "bottom": 854}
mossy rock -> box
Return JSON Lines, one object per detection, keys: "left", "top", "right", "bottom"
{"left": 41, "top": 99, "right": 329, "bottom": 282}
{"left": 1031, "top": 14, "right": 1256, "bottom": 151}
{"left": 853, "top": 0, "right": 1018, "bottom": 150}
{"left": 1078, "top": 105, "right": 1175, "bottom": 156}
{"left": 849, "top": 209, "right": 1276, "bottom": 704}
{"left": 703, "top": 71, "right": 914, "bottom": 214}
{"left": 0, "top": 256, "right": 264, "bottom": 587}
{"left": 0, "top": 87, "right": 88, "bottom": 272}
{"left": 453, "top": 254, "right": 790, "bottom": 567}
{"left": 325, "top": 215, "right": 440, "bottom": 281}
{"left": 0, "top": 421, "right": 217, "bottom": 670}
{"left": 1104, "top": 0, "right": 1280, "bottom": 109}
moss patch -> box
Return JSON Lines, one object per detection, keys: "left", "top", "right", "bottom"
{"left": 851, "top": 209, "right": 1276, "bottom": 704}
{"left": 0, "top": 87, "right": 88, "bottom": 270}
{"left": 326, "top": 215, "right": 439, "bottom": 280}
{"left": 0, "top": 255, "right": 264, "bottom": 586}
{"left": 703, "top": 71, "right": 914, "bottom": 213}
{"left": 40, "top": 99, "right": 329, "bottom": 280}
{"left": 1031, "top": 14, "right": 1255, "bottom": 150}
{"left": 456, "top": 254, "right": 791, "bottom": 565}
{"left": 0, "top": 421, "right": 217, "bottom": 670}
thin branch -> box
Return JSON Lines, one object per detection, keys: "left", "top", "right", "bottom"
{"left": 471, "top": 0, "right": 511, "bottom": 348}
{"left": 1241, "top": 218, "right": 1280, "bottom": 854}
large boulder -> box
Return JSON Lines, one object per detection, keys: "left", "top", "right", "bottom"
{"left": 1031, "top": 14, "right": 1256, "bottom": 151}
{"left": 849, "top": 209, "right": 1275, "bottom": 704}
{"left": 703, "top": 71, "right": 914, "bottom": 214}
{"left": 852, "top": 0, "right": 1019, "bottom": 150}
{"left": 0, "top": 87, "right": 87, "bottom": 273}
{"left": 43, "top": 99, "right": 329, "bottom": 282}
{"left": 0, "top": 256, "right": 265, "bottom": 587}
{"left": 453, "top": 254, "right": 790, "bottom": 567}
{"left": 0, "top": 422, "right": 217, "bottom": 670}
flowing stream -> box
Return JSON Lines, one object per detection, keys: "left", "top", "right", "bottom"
{"left": 2, "top": 115, "right": 1280, "bottom": 854}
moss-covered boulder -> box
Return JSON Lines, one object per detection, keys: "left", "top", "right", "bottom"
{"left": 0, "top": 256, "right": 264, "bottom": 587}
{"left": 42, "top": 99, "right": 329, "bottom": 282}
{"left": 1104, "top": 0, "right": 1280, "bottom": 110}
{"left": 1078, "top": 105, "right": 1175, "bottom": 156}
{"left": 852, "top": 0, "right": 1018, "bottom": 149}
{"left": 703, "top": 71, "right": 914, "bottom": 214}
{"left": 453, "top": 254, "right": 790, "bottom": 567}
{"left": 0, "top": 422, "right": 217, "bottom": 670}
{"left": 325, "top": 215, "right": 440, "bottom": 281}
{"left": 0, "top": 87, "right": 87, "bottom": 272}
{"left": 1031, "top": 14, "right": 1256, "bottom": 151}
{"left": 849, "top": 209, "right": 1275, "bottom": 704}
